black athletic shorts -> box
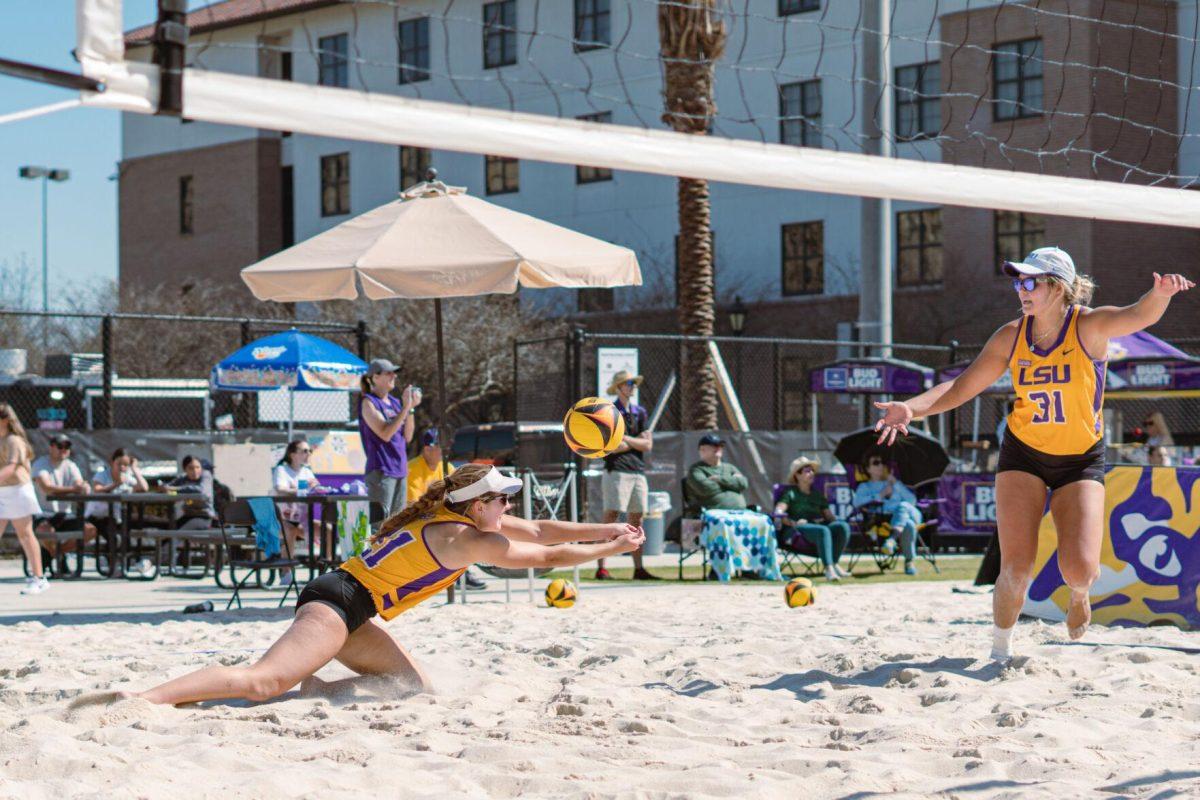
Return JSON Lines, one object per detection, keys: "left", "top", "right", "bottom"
{"left": 997, "top": 431, "right": 1106, "bottom": 491}
{"left": 296, "top": 568, "right": 378, "bottom": 634}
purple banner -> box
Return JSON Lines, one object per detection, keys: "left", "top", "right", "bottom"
{"left": 809, "top": 359, "right": 934, "bottom": 395}
{"left": 1108, "top": 361, "right": 1200, "bottom": 393}
{"left": 937, "top": 473, "right": 997, "bottom": 533}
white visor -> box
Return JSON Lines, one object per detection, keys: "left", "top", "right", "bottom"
{"left": 445, "top": 467, "right": 523, "bottom": 504}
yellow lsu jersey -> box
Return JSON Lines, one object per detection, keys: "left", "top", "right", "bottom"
{"left": 340, "top": 507, "right": 469, "bottom": 621}
{"left": 1006, "top": 305, "right": 1107, "bottom": 456}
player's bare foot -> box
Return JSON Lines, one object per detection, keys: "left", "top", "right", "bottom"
{"left": 1067, "top": 589, "right": 1091, "bottom": 640}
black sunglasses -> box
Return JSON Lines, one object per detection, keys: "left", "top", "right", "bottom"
{"left": 867, "top": 459, "right": 885, "bottom": 466}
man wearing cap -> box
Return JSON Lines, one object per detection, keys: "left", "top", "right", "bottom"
{"left": 358, "top": 357, "right": 420, "bottom": 518}
{"left": 31, "top": 434, "right": 94, "bottom": 553}
{"left": 683, "top": 433, "right": 749, "bottom": 517}
{"left": 595, "top": 370, "right": 657, "bottom": 580}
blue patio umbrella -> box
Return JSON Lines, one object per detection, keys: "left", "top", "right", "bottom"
{"left": 212, "top": 329, "right": 368, "bottom": 437}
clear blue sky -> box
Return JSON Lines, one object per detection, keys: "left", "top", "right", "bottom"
{"left": 0, "top": 1, "right": 157, "bottom": 307}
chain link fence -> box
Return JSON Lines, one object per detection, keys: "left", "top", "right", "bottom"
{"left": 516, "top": 329, "right": 957, "bottom": 444}
{"left": 0, "top": 309, "right": 366, "bottom": 434}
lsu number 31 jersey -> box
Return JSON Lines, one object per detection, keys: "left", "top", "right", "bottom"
{"left": 1006, "top": 305, "right": 1107, "bottom": 457}
{"left": 340, "top": 507, "right": 470, "bottom": 621}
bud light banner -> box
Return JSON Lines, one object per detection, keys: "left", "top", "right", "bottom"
{"left": 937, "top": 473, "right": 998, "bottom": 534}
{"left": 809, "top": 358, "right": 934, "bottom": 395}
{"left": 1024, "top": 465, "right": 1200, "bottom": 630}
{"left": 1107, "top": 360, "right": 1200, "bottom": 393}
{"left": 812, "top": 476, "right": 856, "bottom": 521}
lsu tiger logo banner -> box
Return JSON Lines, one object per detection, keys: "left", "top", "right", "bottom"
{"left": 1024, "top": 466, "right": 1200, "bottom": 630}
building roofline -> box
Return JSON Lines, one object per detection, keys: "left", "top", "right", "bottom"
{"left": 125, "top": 0, "right": 340, "bottom": 47}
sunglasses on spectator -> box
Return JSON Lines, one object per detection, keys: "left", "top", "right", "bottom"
{"left": 624, "top": 380, "right": 637, "bottom": 387}
{"left": 1012, "top": 277, "right": 1046, "bottom": 292}
{"left": 297, "top": 448, "right": 312, "bottom": 454}
{"left": 868, "top": 459, "right": 885, "bottom": 466}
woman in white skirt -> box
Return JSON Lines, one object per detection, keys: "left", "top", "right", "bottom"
{"left": 0, "top": 403, "right": 47, "bottom": 595}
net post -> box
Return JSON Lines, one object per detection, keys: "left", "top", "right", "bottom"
{"left": 153, "top": 0, "right": 188, "bottom": 116}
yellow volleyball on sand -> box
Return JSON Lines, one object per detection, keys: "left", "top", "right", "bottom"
{"left": 785, "top": 577, "right": 817, "bottom": 607}
{"left": 562, "top": 397, "right": 626, "bottom": 458}
{"left": 545, "top": 578, "right": 578, "bottom": 608}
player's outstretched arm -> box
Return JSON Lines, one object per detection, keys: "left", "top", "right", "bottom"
{"left": 872, "top": 321, "right": 1017, "bottom": 445}
{"left": 497, "top": 515, "right": 638, "bottom": 545}
{"left": 1081, "top": 272, "right": 1194, "bottom": 341}
{"left": 469, "top": 528, "right": 645, "bottom": 569}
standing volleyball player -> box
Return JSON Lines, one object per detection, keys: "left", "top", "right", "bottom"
{"left": 872, "top": 248, "right": 1193, "bottom": 660}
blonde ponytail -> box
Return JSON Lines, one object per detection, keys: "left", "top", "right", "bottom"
{"left": 368, "top": 462, "right": 497, "bottom": 543}
{"left": 1049, "top": 273, "right": 1096, "bottom": 308}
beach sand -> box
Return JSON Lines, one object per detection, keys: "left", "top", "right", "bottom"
{"left": 1, "top": 579, "right": 1198, "bottom": 799}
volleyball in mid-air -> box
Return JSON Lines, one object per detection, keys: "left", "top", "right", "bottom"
{"left": 545, "top": 578, "right": 578, "bottom": 608}
{"left": 562, "top": 397, "right": 625, "bottom": 458}
{"left": 784, "top": 577, "right": 817, "bottom": 607}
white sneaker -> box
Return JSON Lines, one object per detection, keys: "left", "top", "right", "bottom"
{"left": 882, "top": 538, "right": 898, "bottom": 555}
{"left": 823, "top": 565, "right": 840, "bottom": 582}
{"left": 21, "top": 577, "right": 49, "bottom": 596}
{"left": 833, "top": 564, "right": 851, "bottom": 578}
{"left": 128, "top": 559, "right": 155, "bottom": 578}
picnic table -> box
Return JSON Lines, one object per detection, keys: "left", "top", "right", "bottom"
{"left": 52, "top": 491, "right": 216, "bottom": 578}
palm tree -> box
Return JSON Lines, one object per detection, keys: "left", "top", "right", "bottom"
{"left": 658, "top": 0, "right": 727, "bottom": 430}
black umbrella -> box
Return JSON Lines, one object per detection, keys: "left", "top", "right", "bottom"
{"left": 833, "top": 427, "right": 949, "bottom": 486}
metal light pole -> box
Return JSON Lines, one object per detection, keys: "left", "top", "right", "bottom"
{"left": 18, "top": 165, "right": 70, "bottom": 353}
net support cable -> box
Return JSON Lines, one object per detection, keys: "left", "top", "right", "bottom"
{"left": 74, "top": 0, "right": 1200, "bottom": 230}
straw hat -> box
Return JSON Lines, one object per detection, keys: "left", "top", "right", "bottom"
{"left": 606, "top": 370, "right": 644, "bottom": 395}
{"left": 788, "top": 455, "right": 821, "bottom": 480}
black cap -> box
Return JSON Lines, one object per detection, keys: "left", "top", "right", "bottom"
{"left": 49, "top": 434, "right": 72, "bottom": 448}
{"left": 699, "top": 433, "right": 725, "bottom": 447}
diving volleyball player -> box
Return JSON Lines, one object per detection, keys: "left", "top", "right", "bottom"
{"left": 134, "top": 464, "right": 644, "bottom": 705}
{"left": 872, "top": 249, "right": 1193, "bottom": 660}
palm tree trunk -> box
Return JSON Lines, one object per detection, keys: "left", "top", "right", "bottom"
{"left": 658, "top": 0, "right": 726, "bottom": 431}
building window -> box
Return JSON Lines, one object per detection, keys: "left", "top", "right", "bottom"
{"left": 577, "top": 288, "right": 615, "bottom": 313}
{"left": 485, "top": 155, "right": 519, "bottom": 195}
{"left": 780, "top": 79, "right": 822, "bottom": 148}
{"left": 779, "top": 0, "right": 820, "bottom": 14}
{"left": 674, "top": 232, "right": 716, "bottom": 303}
{"left": 398, "top": 17, "right": 430, "bottom": 84}
{"left": 179, "top": 175, "right": 193, "bottom": 235}
{"left": 483, "top": 1, "right": 517, "bottom": 69}
{"left": 781, "top": 356, "right": 810, "bottom": 429}
{"left": 400, "top": 146, "right": 431, "bottom": 191}
{"left": 895, "top": 62, "right": 940, "bottom": 141}
{"left": 574, "top": 0, "right": 610, "bottom": 51}
{"left": 993, "top": 38, "right": 1043, "bottom": 121}
{"left": 994, "top": 211, "right": 1045, "bottom": 271}
{"left": 576, "top": 112, "right": 613, "bottom": 183}
{"left": 897, "top": 208, "right": 943, "bottom": 286}
{"left": 321, "top": 153, "right": 351, "bottom": 217}
{"left": 318, "top": 33, "right": 348, "bottom": 87}
{"left": 781, "top": 221, "right": 823, "bottom": 296}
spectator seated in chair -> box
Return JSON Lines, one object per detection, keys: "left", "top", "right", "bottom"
{"left": 774, "top": 455, "right": 851, "bottom": 582}
{"left": 684, "top": 433, "right": 779, "bottom": 581}
{"left": 852, "top": 454, "right": 923, "bottom": 575}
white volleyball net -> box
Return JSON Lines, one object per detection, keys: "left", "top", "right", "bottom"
{"left": 57, "top": 0, "right": 1200, "bottom": 228}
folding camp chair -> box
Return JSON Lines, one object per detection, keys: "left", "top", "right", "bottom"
{"left": 219, "top": 498, "right": 302, "bottom": 609}
{"left": 769, "top": 483, "right": 823, "bottom": 578}
{"left": 677, "top": 479, "right": 709, "bottom": 580}
{"left": 849, "top": 489, "right": 942, "bottom": 574}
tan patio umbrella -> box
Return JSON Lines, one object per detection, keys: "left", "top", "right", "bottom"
{"left": 241, "top": 177, "right": 642, "bottom": 433}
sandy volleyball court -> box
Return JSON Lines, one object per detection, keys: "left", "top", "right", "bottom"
{"left": 1, "top": 579, "right": 1198, "bottom": 799}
